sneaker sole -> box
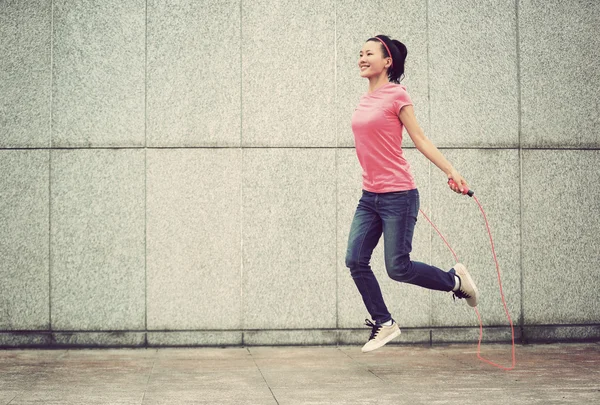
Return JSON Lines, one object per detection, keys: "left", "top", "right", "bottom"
{"left": 455, "top": 263, "right": 479, "bottom": 307}
{"left": 361, "top": 328, "right": 401, "bottom": 353}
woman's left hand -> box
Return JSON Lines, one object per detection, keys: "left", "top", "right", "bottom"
{"left": 448, "top": 170, "right": 468, "bottom": 194}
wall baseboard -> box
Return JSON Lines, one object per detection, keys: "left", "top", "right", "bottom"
{"left": 1, "top": 325, "right": 598, "bottom": 348}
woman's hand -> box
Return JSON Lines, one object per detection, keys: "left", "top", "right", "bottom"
{"left": 448, "top": 170, "right": 468, "bottom": 194}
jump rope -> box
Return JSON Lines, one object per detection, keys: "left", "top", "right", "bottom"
{"left": 417, "top": 179, "right": 516, "bottom": 371}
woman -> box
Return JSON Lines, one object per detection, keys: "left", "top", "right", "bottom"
{"left": 346, "top": 35, "right": 479, "bottom": 353}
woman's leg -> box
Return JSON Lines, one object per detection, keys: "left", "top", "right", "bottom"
{"left": 380, "top": 189, "right": 456, "bottom": 292}
{"left": 345, "top": 191, "right": 391, "bottom": 324}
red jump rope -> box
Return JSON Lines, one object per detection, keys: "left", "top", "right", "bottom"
{"left": 417, "top": 179, "right": 516, "bottom": 371}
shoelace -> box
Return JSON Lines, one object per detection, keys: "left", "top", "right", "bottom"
{"left": 452, "top": 281, "right": 472, "bottom": 301}
{"left": 364, "top": 319, "right": 382, "bottom": 341}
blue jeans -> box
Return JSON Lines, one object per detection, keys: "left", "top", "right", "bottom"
{"left": 345, "top": 189, "right": 456, "bottom": 324}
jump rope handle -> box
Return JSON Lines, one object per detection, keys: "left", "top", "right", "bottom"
{"left": 448, "top": 178, "right": 474, "bottom": 197}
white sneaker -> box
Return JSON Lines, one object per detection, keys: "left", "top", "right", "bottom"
{"left": 452, "top": 263, "right": 479, "bottom": 307}
{"left": 361, "top": 319, "right": 401, "bottom": 353}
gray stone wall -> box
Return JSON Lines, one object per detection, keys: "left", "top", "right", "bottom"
{"left": 1, "top": 0, "right": 599, "bottom": 347}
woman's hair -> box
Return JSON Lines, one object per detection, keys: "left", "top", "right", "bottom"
{"left": 367, "top": 35, "right": 407, "bottom": 84}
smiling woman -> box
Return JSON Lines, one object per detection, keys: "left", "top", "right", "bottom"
{"left": 359, "top": 35, "right": 407, "bottom": 85}
{"left": 346, "top": 34, "right": 480, "bottom": 354}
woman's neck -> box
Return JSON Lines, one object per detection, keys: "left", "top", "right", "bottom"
{"left": 367, "top": 75, "right": 390, "bottom": 94}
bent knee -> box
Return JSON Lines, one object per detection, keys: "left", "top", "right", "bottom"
{"left": 386, "top": 257, "right": 413, "bottom": 281}
{"left": 346, "top": 255, "right": 371, "bottom": 277}
{"left": 345, "top": 254, "right": 358, "bottom": 270}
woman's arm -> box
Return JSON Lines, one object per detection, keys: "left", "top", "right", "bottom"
{"left": 399, "top": 105, "right": 468, "bottom": 194}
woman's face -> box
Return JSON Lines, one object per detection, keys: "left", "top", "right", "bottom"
{"left": 358, "top": 41, "right": 390, "bottom": 78}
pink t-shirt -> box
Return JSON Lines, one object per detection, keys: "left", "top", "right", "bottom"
{"left": 351, "top": 82, "right": 416, "bottom": 193}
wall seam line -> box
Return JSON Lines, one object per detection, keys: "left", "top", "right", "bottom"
{"left": 334, "top": 0, "right": 339, "bottom": 332}
{"left": 425, "top": 0, "right": 433, "bottom": 329}
{"left": 4, "top": 146, "right": 600, "bottom": 151}
{"left": 515, "top": 0, "right": 525, "bottom": 333}
{"left": 240, "top": 0, "right": 244, "bottom": 333}
{"left": 144, "top": 0, "right": 148, "bottom": 335}
{"left": 48, "top": 0, "right": 54, "bottom": 332}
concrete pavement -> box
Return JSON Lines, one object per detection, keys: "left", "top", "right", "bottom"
{"left": 1, "top": 343, "right": 599, "bottom": 404}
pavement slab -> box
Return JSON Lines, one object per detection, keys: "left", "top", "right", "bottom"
{"left": 0, "top": 343, "right": 598, "bottom": 404}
